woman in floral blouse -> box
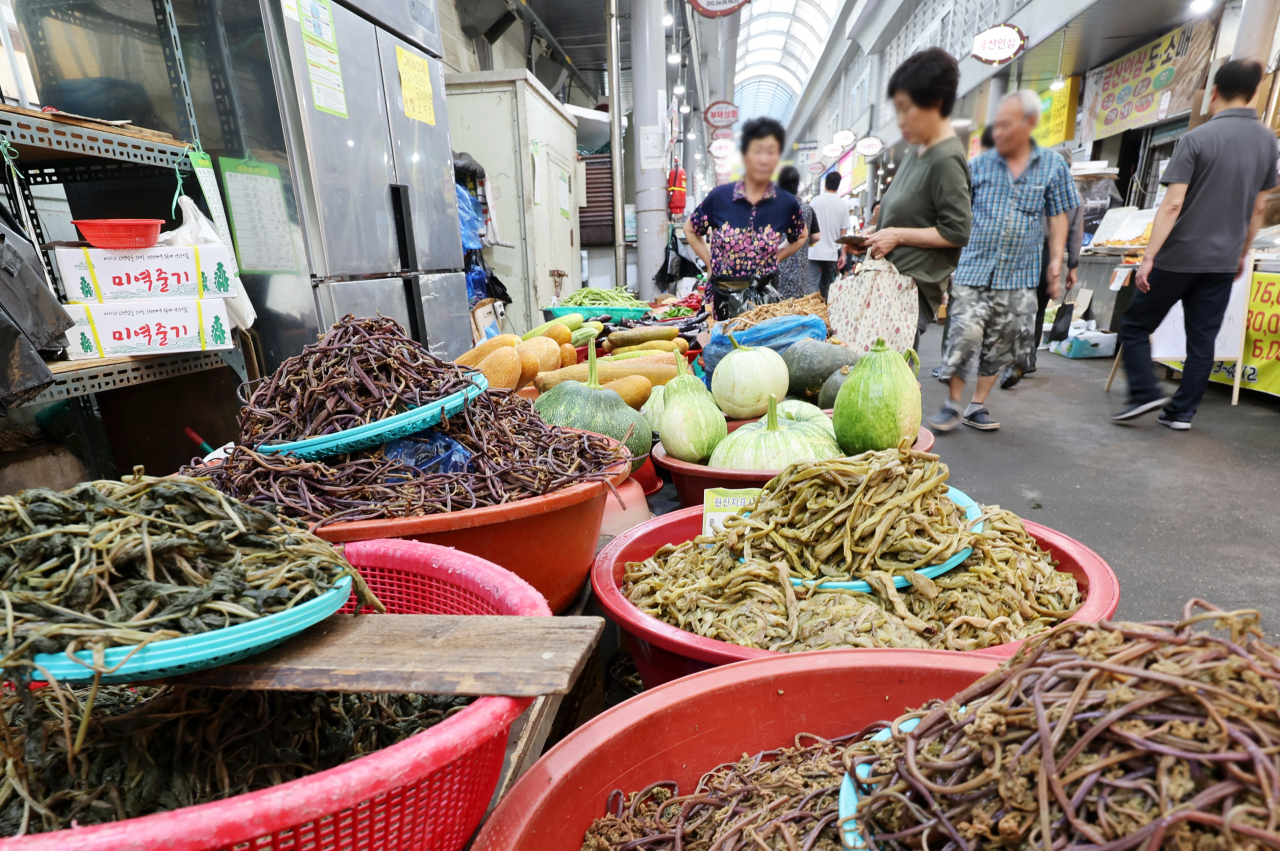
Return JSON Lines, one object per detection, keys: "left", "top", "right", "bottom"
{"left": 685, "top": 118, "right": 808, "bottom": 313}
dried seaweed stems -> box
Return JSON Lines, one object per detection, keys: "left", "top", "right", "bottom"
{"left": 202, "top": 391, "right": 629, "bottom": 525}
{"left": 847, "top": 601, "right": 1280, "bottom": 851}
{"left": 718, "top": 293, "right": 832, "bottom": 334}
{"left": 239, "top": 315, "right": 480, "bottom": 445}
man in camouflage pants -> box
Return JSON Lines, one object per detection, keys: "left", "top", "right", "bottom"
{"left": 928, "top": 91, "right": 1078, "bottom": 433}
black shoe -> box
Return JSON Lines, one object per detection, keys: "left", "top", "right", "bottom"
{"left": 1157, "top": 412, "right": 1191, "bottom": 431}
{"left": 962, "top": 407, "right": 1000, "bottom": 430}
{"left": 1111, "top": 396, "right": 1172, "bottom": 422}
{"left": 1024, "top": 364, "right": 1037, "bottom": 375}
{"left": 1000, "top": 366, "right": 1023, "bottom": 389}
{"left": 927, "top": 404, "right": 961, "bottom": 432}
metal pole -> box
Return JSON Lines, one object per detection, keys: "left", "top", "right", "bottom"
{"left": 632, "top": 0, "right": 667, "bottom": 300}
{"left": 606, "top": 0, "right": 627, "bottom": 290}
{"left": 0, "top": 4, "right": 28, "bottom": 109}
{"left": 1233, "top": 0, "right": 1280, "bottom": 64}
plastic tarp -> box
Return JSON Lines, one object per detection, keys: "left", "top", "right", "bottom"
{"left": 0, "top": 215, "right": 72, "bottom": 413}
{"left": 701, "top": 315, "right": 827, "bottom": 385}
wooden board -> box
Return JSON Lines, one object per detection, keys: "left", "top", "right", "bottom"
{"left": 174, "top": 615, "right": 604, "bottom": 697}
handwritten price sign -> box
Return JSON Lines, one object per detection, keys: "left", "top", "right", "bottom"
{"left": 397, "top": 46, "right": 436, "bottom": 126}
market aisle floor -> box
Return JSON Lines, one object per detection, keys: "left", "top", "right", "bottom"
{"left": 916, "top": 348, "right": 1280, "bottom": 626}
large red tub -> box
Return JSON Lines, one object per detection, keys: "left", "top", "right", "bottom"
{"left": 315, "top": 449, "right": 631, "bottom": 613}
{"left": 653, "top": 425, "right": 935, "bottom": 508}
{"left": 592, "top": 505, "right": 1120, "bottom": 687}
{"left": 471, "top": 649, "right": 1001, "bottom": 851}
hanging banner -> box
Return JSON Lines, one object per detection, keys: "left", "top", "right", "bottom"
{"left": 971, "top": 24, "right": 1026, "bottom": 65}
{"left": 1033, "top": 77, "right": 1081, "bottom": 148}
{"left": 795, "top": 141, "right": 820, "bottom": 169}
{"left": 689, "top": 0, "right": 750, "bottom": 18}
{"left": 704, "top": 101, "right": 740, "bottom": 128}
{"left": 1081, "top": 17, "right": 1216, "bottom": 144}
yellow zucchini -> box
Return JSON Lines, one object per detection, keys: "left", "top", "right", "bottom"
{"left": 533, "top": 361, "right": 679, "bottom": 393}
{"left": 477, "top": 347, "right": 522, "bottom": 390}
{"left": 516, "top": 336, "right": 562, "bottom": 373}
{"left": 456, "top": 334, "right": 520, "bottom": 368}
{"left": 603, "top": 375, "right": 653, "bottom": 410}
{"left": 606, "top": 326, "right": 678, "bottom": 349}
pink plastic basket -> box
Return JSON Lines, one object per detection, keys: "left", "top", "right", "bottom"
{"left": 71, "top": 218, "right": 165, "bottom": 249}
{"left": 8, "top": 539, "right": 548, "bottom": 851}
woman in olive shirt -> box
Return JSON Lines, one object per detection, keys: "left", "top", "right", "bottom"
{"left": 864, "top": 48, "right": 973, "bottom": 350}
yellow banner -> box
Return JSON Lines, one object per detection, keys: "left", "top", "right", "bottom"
{"left": 1207, "top": 271, "right": 1280, "bottom": 396}
{"left": 1033, "top": 77, "right": 1080, "bottom": 148}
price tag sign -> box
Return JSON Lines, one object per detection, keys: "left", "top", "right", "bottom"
{"left": 397, "top": 46, "right": 436, "bottom": 125}
{"left": 702, "top": 487, "right": 760, "bottom": 537}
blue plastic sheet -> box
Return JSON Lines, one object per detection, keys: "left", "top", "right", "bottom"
{"left": 384, "top": 431, "right": 472, "bottom": 476}
{"left": 701, "top": 315, "right": 827, "bottom": 385}
{"left": 455, "top": 184, "right": 484, "bottom": 251}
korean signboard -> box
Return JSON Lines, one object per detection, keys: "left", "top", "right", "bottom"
{"left": 837, "top": 152, "right": 866, "bottom": 196}
{"left": 704, "top": 101, "right": 740, "bottom": 128}
{"left": 971, "top": 24, "right": 1026, "bottom": 65}
{"left": 689, "top": 0, "right": 750, "bottom": 18}
{"left": 1032, "top": 77, "right": 1080, "bottom": 148}
{"left": 1081, "top": 18, "right": 1215, "bottom": 144}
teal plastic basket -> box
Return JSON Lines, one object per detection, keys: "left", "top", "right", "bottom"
{"left": 789, "top": 486, "right": 983, "bottom": 592}
{"left": 544, "top": 304, "right": 652, "bottom": 320}
{"left": 256, "top": 377, "right": 488, "bottom": 460}
{"left": 31, "top": 575, "right": 353, "bottom": 685}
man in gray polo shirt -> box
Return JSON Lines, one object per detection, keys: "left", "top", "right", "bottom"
{"left": 1114, "top": 59, "right": 1278, "bottom": 428}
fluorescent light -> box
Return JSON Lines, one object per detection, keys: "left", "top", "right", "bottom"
{"left": 1049, "top": 75, "right": 1066, "bottom": 91}
{"left": 695, "top": 152, "right": 702, "bottom": 160}
{"left": 680, "top": 103, "right": 690, "bottom": 113}
{"left": 687, "top": 132, "right": 696, "bottom": 140}
{"left": 663, "top": 12, "right": 673, "bottom": 26}
{"left": 674, "top": 83, "right": 686, "bottom": 96}
{"left": 668, "top": 50, "right": 681, "bottom": 64}
{"left": 951, "top": 118, "right": 973, "bottom": 130}
{"left": 1190, "top": 0, "right": 1212, "bottom": 11}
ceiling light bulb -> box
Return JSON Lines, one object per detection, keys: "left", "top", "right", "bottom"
{"left": 674, "top": 83, "right": 686, "bottom": 96}
{"left": 668, "top": 50, "right": 681, "bottom": 64}
{"left": 680, "top": 103, "right": 690, "bottom": 113}
{"left": 695, "top": 152, "right": 702, "bottom": 160}
{"left": 663, "top": 12, "right": 674, "bottom": 26}
{"left": 1190, "top": 0, "right": 1212, "bottom": 11}
{"left": 1049, "top": 75, "right": 1066, "bottom": 91}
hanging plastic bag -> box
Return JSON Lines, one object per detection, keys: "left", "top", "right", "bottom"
{"left": 710, "top": 275, "right": 783, "bottom": 321}
{"left": 702, "top": 314, "right": 827, "bottom": 381}
{"left": 156, "top": 196, "right": 258, "bottom": 332}
{"left": 456, "top": 184, "right": 484, "bottom": 251}
{"left": 384, "top": 430, "right": 472, "bottom": 477}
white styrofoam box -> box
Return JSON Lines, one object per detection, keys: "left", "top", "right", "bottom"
{"left": 1050, "top": 330, "right": 1117, "bottom": 359}
{"left": 56, "top": 245, "right": 237, "bottom": 303}
{"left": 64, "top": 299, "right": 234, "bottom": 360}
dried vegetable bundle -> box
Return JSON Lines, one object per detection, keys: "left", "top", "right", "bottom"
{"left": 718, "top": 292, "right": 831, "bottom": 334}
{"left": 200, "top": 391, "right": 628, "bottom": 525}
{"left": 239, "top": 315, "right": 479, "bottom": 445}
{"left": 848, "top": 601, "right": 1280, "bottom": 851}
{"left": 720, "top": 448, "right": 970, "bottom": 582}
{"left": 583, "top": 733, "right": 853, "bottom": 850}
{"left": 0, "top": 472, "right": 374, "bottom": 672}
{"left": 625, "top": 506, "right": 1078, "bottom": 652}
{"left": 0, "top": 685, "right": 469, "bottom": 836}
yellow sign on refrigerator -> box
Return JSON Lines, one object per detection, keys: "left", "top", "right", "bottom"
{"left": 397, "top": 46, "right": 436, "bottom": 125}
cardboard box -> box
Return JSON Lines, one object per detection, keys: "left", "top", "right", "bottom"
{"left": 56, "top": 245, "right": 237, "bottom": 303}
{"left": 64, "top": 299, "right": 233, "bottom": 360}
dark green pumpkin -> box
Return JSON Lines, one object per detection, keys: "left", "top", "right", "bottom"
{"left": 534, "top": 345, "right": 649, "bottom": 470}
{"left": 782, "top": 339, "right": 859, "bottom": 399}
{"left": 818, "top": 364, "right": 853, "bottom": 410}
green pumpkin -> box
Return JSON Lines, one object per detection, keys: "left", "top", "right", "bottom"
{"left": 818, "top": 365, "right": 852, "bottom": 410}
{"left": 709, "top": 395, "right": 841, "bottom": 470}
{"left": 659, "top": 352, "right": 727, "bottom": 463}
{"left": 777, "top": 398, "right": 834, "bottom": 435}
{"left": 832, "top": 338, "right": 922, "bottom": 455}
{"left": 782, "top": 339, "right": 859, "bottom": 399}
{"left": 534, "top": 345, "right": 649, "bottom": 470}
{"left": 641, "top": 384, "right": 666, "bottom": 433}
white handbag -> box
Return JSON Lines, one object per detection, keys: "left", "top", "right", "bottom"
{"left": 825, "top": 258, "right": 918, "bottom": 355}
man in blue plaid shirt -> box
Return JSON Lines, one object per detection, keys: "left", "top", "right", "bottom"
{"left": 929, "top": 91, "right": 1080, "bottom": 432}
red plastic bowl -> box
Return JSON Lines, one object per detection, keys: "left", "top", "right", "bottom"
{"left": 72, "top": 218, "right": 164, "bottom": 249}
{"left": 472, "top": 649, "right": 1001, "bottom": 851}
{"left": 314, "top": 449, "right": 632, "bottom": 613}
{"left": 630, "top": 455, "right": 663, "bottom": 496}
{"left": 13, "top": 539, "right": 546, "bottom": 851}
{"left": 592, "top": 505, "right": 1120, "bottom": 688}
{"left": 653, "top": 425, "right": 936, "bottom": 508}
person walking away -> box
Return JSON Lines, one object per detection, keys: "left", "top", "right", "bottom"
{"left": 776, "top": 166, "right": 820, "bottom": 299}
{"left": 809, "top": 171, "right": 850, "bottom": 298}
{"left": 929, "top": 90, "right": 1079, "bottom": 432}
{"left": 1113, "top": 60, "right": 1277, "bottom": 429}
{"left": 864, "top": 48, "right": 973, "bottom": 353}
{"left": 685, "top": 118, "right": 808, "bottom": 316}
{"left": 1003, "top": 150, "right": 1084, "bottom": 387}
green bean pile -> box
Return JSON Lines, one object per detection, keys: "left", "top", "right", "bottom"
{"left": 1, "top": 684, "right": 469, "bottom": 836}
{"left": 847, "top": 601, "right": 1280, "bottom": 851}
{"left": 557, "top": 287, "right": 650, "bottom": 308}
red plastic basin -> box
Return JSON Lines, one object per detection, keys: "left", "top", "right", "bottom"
{"left": 15, "top": 539, "right": 544, "bottom": 851}
{"left": 72, "top": 218, "right": 164, "bottom": 249}
{"left": 592, "top": 505, "right": 1120, "bottom": 688}
{"left": 653, "top": 425, "right": 936, "bottom": 508}
{"left": 315, "top": 449, "right": 632, "bottom": 613}
{"left": 471, "top": 649, "right": 1001, "bottom": 851}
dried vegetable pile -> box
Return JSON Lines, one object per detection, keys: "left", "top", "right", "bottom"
{"left": 583, "top": 733, "right": 853, "bottom": 851}
{"left": 624, "top": 448, "right": 1080, "bottom": 652}
{"left": 718, "top": 292, "right": 831, "bottom": 334}
{"left": 1, "top": 685, "right": 468, "bottom": 835}
{"left": 239, "top": 314, "right": 480, "bottom": 445}
{"left": 202, "top": 390, "right": 627, "bottom": 525}
{"left": 847, "top": 601, "right": 1280, "bottom": 851}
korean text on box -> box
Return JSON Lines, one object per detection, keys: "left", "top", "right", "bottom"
{"left": 56, "top": 245, "right": 237, "bottom": 303}
{"left": 65, "top": 299, "right": 233, "bottom": 360}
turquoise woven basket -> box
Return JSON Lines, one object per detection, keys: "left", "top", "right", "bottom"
{"left": 256, "top": 377, "right": 488, "bottom": 460}
{"left": 31, "top": 575, "right": 353, "bottom": 685}
{"left": 544, "top": 305, "right": 652, "bottom": 320}
{"left": 789, "top": 486, "right": 984, "bottom": 593}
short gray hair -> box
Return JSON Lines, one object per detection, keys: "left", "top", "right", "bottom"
{"left": 1001, "top": 89, "right": 1042, "bottom": 121}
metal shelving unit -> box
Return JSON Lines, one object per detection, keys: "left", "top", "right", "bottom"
{"left": 32, "top": 352, "right": 229, "bottom": 406}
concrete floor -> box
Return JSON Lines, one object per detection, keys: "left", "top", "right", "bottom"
{"left": 916, "top": 348, "right": 1280, "bottom": 627}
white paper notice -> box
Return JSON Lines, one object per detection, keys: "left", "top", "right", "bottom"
{"left": 640, "top": 125, "right": 665, "bottom": 171}
{"left": 222, "top": 170, "right": 298, "bottom": 273}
